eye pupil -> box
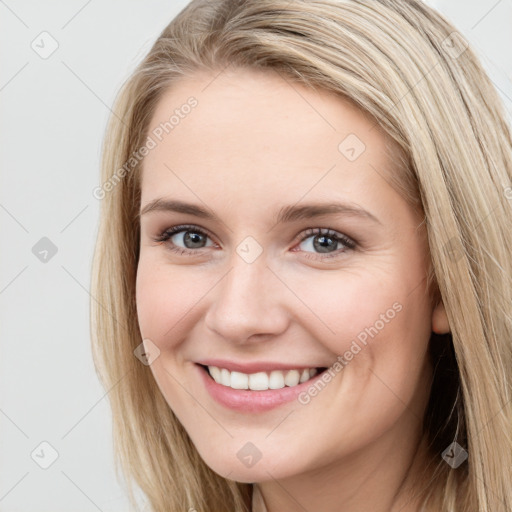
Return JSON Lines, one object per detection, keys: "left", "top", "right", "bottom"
{"left": 314, "top": 235, "right": 337, "bottom": 253}
{"left": 184, "top": 231, "right": 206, "bottom": 248}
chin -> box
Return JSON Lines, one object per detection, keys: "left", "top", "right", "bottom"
{"left": 197, "top": 443, "right": 308, "bottom": 484}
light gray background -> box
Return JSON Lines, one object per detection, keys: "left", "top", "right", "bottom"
{"left": 1, "top": 1, "right": 511, "bottom": 511}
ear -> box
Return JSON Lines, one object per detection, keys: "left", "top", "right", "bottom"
{"left": 432, "top": 300, "right": 450, "bottom": 334}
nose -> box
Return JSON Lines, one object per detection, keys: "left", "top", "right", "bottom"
{"left": 203, "top": 254, "right": 290, "bottom": 345}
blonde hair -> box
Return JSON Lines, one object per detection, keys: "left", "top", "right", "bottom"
{"left": 90, "top": 1, "right": 512, "bottom": 510}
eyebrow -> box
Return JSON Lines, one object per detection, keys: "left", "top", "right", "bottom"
{"left": 139, "top": 198, "right": 382, "bottom": 226}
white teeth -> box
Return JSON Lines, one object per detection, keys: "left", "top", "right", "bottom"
{"left": 209, "top": 366, "right": 221, "bottom": 383}
{"left": 206, "top": 366, "right": 320, "bottom": 391}
{"left": 230, "top": 371, "right": 249, "bottom": 389}
{"left": 220, "top": 368, "right": 231, "bottom": 387}
{"left": 284, "top": 369, "right": 300, "bottom": 387}
{"left": 249, "top": 372, "right": 269, "bottom": 391}
{"left": 269, "top": 370, "right": 285, "bottom": 389}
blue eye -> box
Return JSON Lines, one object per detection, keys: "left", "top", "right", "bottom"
{"left": 154, "top": 224, "right": 215, "bottom": 256}
{"left": 294, "top": 227, "right": 356, "bottom": 260}
{"left": 153, "top": 225, "right": 356, "bottom": 260}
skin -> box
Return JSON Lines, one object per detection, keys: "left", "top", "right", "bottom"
{"left": 135, "top": 67, "right": 450, "bottom": 512}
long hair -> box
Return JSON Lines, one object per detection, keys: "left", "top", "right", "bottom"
{"left": 90, "top": 1, "right": 512, "bottom": 510}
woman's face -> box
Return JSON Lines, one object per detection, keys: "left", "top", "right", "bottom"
{"left": 136, "top": 67, "right": 448, "bottom": 482}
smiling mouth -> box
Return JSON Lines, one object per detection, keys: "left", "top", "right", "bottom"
{"left": 199, "top": 364, "right": 328, "bottom": 391}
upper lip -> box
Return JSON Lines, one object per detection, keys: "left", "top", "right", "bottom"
{"left": 196, "top": 359, "right": 326, "bottom": 374}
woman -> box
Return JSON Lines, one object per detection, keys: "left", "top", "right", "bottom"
{"left": 90, "top": 1, "right": 512, "bottom": 510}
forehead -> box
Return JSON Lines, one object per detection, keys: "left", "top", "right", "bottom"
{"left": 140, "top": 67, "right": 398, "bottom": 219}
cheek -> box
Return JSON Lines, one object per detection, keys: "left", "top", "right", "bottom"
{"left": 290, "top": 266, "right": 432, "bottom": 397}
{"left": 135, "top": 257, "right": 204, "bottom": 344}
{"left": 135, "top": 258, "right": 205, "bottom": 416}
{"left": 286, "top": 268, "right": 414, "bottom": 353}
{"left": 327, "top": 276, "right": 432, "bottom": 420}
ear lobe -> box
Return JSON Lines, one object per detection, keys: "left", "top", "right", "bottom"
{"left": 432, "top": 300, "right": 450, "bottom": 334}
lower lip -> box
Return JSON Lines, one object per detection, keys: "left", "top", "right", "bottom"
{"left": 196, "top": 364, "right": 325, "bottom": 413}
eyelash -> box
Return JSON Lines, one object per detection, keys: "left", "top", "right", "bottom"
{"left": 152, "top": 224, "right": 357, "bottom": 260}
